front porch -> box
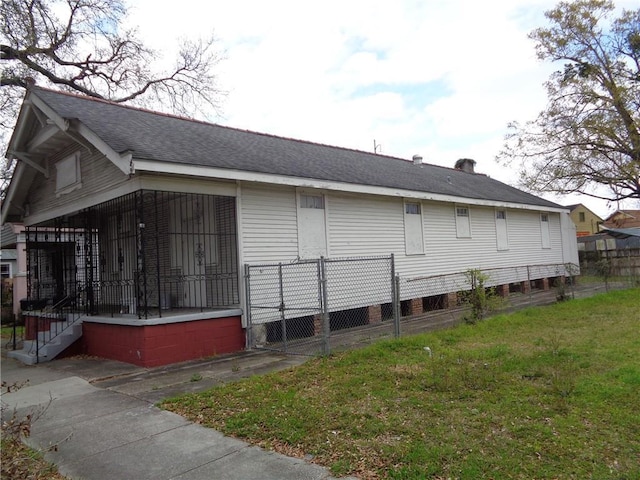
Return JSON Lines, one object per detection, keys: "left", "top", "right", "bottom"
{"left": 14, "top": 189, "right": 245, "bottom": 365}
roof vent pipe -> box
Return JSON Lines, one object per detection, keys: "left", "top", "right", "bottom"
{"left": 412, "top": 154, "right": 423, "bottom": 165}
{"left": 454, "top": 158, "right": 476, "bottom": 173}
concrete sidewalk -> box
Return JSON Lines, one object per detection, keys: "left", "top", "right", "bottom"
{"left": 1, "top": 349, "right": 355, "bottom": 480}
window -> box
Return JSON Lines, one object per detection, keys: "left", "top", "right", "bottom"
{"left": 540, "top": 213, "right": 550, "bottom": 248}
{"left": 455, "top": 206, "right": 471, "bottom": 238}
{"left": 404, "top": 202, "right": 424, "bottom": 254}
{"left": 300, "top": 194, "right": 325, "bottom": 209}
{"left": 405, "top": 203, "right": 421, "bottom": 215}
{"left": 495, "top": 210, "right": 508, "bottom": 250}
{"left": 0, "top": 263, "right": 10, "bottom": 279}
{"left": 55, "top": 151, "right": 82, "bottom": 195}
{"left": 578, "top": 212, "right": 585, "bottom": 222}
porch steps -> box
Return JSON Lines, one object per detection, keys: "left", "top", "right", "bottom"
{"left": 8, "top": 319, "right": 83, "bottom": 365}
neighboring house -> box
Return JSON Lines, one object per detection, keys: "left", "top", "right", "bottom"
{"left": 602, "top": 210, "right": 640, "bottom": 229}
{"left": 566, "top": 204, "right": 603, "bottom": 236}
{"left": 0, "top": 222, "right": 28, "bottom": 318}
{"left": 1, "top": 87, "right": 579, "bottom": 366}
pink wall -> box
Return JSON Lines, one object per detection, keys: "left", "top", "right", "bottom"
{"left": 82, "top": 316, "right": 245, "bottom": 367}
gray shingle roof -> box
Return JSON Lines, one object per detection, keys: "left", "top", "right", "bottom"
{"left": 33, "top": 88, "right": 561, "bottom": 209}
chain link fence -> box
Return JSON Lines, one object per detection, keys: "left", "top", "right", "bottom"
{"left": 245, "top": 259, "right": 581, "bottom": 356}
{"left": 245, "top": 256, "right": 398, "bottom": 355}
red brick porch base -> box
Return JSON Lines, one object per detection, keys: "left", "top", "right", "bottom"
{"left": 24, "top": 315, "right": 51, "bottom": 341}
{"left": 82, "top": 315, "right": 244, "bottom": 368}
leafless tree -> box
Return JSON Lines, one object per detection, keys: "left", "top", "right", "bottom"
{"left": 1, "top": 0, "right": 225, "bottom": 196}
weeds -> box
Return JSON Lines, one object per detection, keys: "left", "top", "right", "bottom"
{"left": 1, "top": 381, "right": 66, "bottom": 480}
{"left": 460, "top": 269, "right": 502, "bottom": 324}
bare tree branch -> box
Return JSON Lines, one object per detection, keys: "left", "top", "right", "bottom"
{"left": 0, "top": 0, "right": 225, "bottom": 198}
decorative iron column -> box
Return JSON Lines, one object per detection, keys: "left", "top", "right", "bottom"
{"left": 135, "top": 191, "right": 148, "bottom": 319}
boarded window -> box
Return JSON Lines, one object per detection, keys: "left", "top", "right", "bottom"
{"left": 541, "top": 213, "right": 550, "bottom": 248}
{"left": 55, "top": 151, "right": 82, "bottom": 195}
{"left": 404, "top": 202, "right": 424, "bottom": 255}
{"left": 495, "top": 209, "right": 508, "bottom": 250}
{"left": 455, "top": 206, "right": 471, "bottom": 238}
{"left": 297, "top": 192, "right": 327, "bottom": 258}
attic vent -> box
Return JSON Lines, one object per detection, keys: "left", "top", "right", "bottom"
{"left": 412, "top": 154, "right": 423, "bottom": 165}
{"left": 454, "top": 158, "right": 476, "bottom": 173}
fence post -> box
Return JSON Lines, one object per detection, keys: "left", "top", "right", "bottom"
{"left": 527, "top": 265, "right": 532, "bottom": 304}
{"left": 278, "top": 263, "right": 287, "bottom": 354}
{"left": 394, "top": 274, "right": 401, "bottom": 338}
{"left": 568, "top": 263, "right": 576, "bottom": 299}
{"left": 244, "top": 263, "right": 253, "bottom": 349}
{"left": 319, "top": 257, "right": 330, "bottom": 356}
{"left": 390, "top": 254, "right": 399, "bottom": 338}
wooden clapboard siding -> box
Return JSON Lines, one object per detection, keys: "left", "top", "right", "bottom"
{"left": 327, "top": 193, "right": 404, "bottom": 257}
{"left": 239, "top": 183, "right": 299, "bottom": 264}
{"left": 26, "top": 147, "right": 128, "bottom": 222}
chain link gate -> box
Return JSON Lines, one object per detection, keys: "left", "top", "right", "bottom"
{"left": 245, "top": 255, "right": 399, "bottom": 356}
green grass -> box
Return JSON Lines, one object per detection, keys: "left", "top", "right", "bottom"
{"left": 161, "top": 289, "right": 640, "bottom": 479}
{"left": 0, "top": 324, "right": 23, "bottom": 339}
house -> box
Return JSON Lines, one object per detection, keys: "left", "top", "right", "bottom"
{"left": 566, "top": 204, "right": 603, "bottom": 236}
{"left": 0, "top": 223, "right": 28, "bottom": 319}
{"left": 1, "top": 86, "right": 579, "bottom": 366}
{"left": 602, "top": 210, "right": 640, "bottom": 229}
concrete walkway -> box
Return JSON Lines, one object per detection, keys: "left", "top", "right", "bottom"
{"left": 1, "top": 349, "right": 355, "bottom": 480}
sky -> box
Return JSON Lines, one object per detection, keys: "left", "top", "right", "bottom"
{"left": 126, "top": 0, "right": 638, "bottom": 219}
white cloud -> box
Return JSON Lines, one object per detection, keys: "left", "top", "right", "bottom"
{"left": 125, "top": 0, "right": 637, "bottom": 217}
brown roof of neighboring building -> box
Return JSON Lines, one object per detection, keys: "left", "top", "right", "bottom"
{"left": 602, "top": 210, "right": 640, "bottom": 228}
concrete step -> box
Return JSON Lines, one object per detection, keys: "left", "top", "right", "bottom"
{"left": 7, "top": 348, "right": 38, "bottom": 365}
{"left": 9, "top": 319, "right": 84, "bottom": 365}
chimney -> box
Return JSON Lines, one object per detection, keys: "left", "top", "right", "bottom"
{"left": 454, "top": 158, "right": 476, "bottom": 173}
{"left": 24, "top": 76, "right": 36, "bottom": 88}
{"left": 412, "top": 154, "right": 423, "bottom": 165}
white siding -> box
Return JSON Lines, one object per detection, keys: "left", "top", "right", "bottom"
{"left": 240, "top": 184, "right": 570, "bottom": 315}
{"left": 560, "top": 212, "right": 579, "bottom": 267}
{"left": 27, "top": 147, "right": 128, "bottom": 220}
{"left": 240, "top": 184, "right": 299, "bottom": 264}
{"left": 241, "top": 187, "right": 566, "bottom": 273}
{"left": 327, "top": 193, "right": 404, "bottom": 257}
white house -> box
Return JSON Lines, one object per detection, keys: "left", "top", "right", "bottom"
{"left": 1, "top": 86, "right": 578, "bottom": 366}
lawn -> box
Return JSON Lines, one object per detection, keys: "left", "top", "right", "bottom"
{"left": 161, "top": 289, "right": 640, "bottom": 479}
{"left": 1, "top": 324, "right": 23, "bottom": 339}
